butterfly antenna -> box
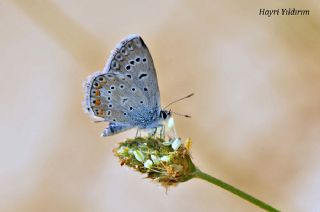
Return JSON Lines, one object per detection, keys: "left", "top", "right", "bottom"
{"left": 164, "top": 93, "right": 194, "bottom": 109}
{"left": 172, "top": 111, "right": 191, "bottom": 118}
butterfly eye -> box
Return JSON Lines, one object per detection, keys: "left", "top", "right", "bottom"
{"left": 133, "top": 38, "right": 142, "bottom": 47}
{"left": 111, "top": 60, "right": 120, "bottom": 69}
{"left": 120, "top": 48, "right": 128, "bottom": 56}
{"left": 126, "top": 42, "right": 134, "bottom": 51}
{"left": 92, "top": 81, "right": 102, "bottom": 89}
{"left": 90, "top": 89, "right": 100, "bottom": 96}
{"left": 160, "top": 111, "right": 168, "bottom": 119}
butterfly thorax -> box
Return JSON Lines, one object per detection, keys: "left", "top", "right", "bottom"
{"left": 127, "top": 107, "right": 170, "bottom": 129}
{"left": 142, "top": 109, "right": 171, "bottom": 129}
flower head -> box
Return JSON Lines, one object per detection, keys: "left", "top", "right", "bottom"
{"left": 113, "top": 136, "right": 195, "bottom": 187}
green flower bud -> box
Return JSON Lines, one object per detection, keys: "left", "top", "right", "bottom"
{"left": 162, "top": 140, "right": 173, "bottom": 146}
{"left": 133, "top": 150, "right": 145, "bottom": 162}
{"left": 144, "top": 159, "right": 153, "bottom": 169}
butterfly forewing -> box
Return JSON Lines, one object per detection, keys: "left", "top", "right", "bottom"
{"left": 85, "top": 35, "right": 161, "bottom": 127}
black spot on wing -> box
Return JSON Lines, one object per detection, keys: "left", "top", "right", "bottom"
{"left": 138, "top": 73, "right": 147, "bottom": 79}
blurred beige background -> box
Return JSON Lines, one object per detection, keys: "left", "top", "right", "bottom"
{"left": 1, "top": 0, "right": 320, "bottom": 211}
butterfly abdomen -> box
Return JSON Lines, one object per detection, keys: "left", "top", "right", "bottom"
{"left": 101, "top": 123, "right": 131, "bottom": 137}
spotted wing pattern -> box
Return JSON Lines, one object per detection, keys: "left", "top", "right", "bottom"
{"left": 84, "top": 35, "right": 161, "bottom": 134}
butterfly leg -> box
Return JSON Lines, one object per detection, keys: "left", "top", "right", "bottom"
{"left": 135, "top": 129, "right": 143, "bottom": 138}
{"left": 159, "top": 125, "right": 166, "bottom": 139}
{"left": 149, "top": 127, "right": 157, "bottom": 137}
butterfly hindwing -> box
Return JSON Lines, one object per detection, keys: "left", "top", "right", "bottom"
{"left": 84, "top": 35, "right": 161, "bottom": 132}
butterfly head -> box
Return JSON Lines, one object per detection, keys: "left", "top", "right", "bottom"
{"left": 159, "top": 110, "right": 171, "bottom": 121}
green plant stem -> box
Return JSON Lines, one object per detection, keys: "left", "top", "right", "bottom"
{"left": 192, "top": 168, "right": 280, "bottom": 212}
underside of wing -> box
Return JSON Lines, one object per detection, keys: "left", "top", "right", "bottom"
{"left": 84, "top": 35, "right": 161, "bottom": 126}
